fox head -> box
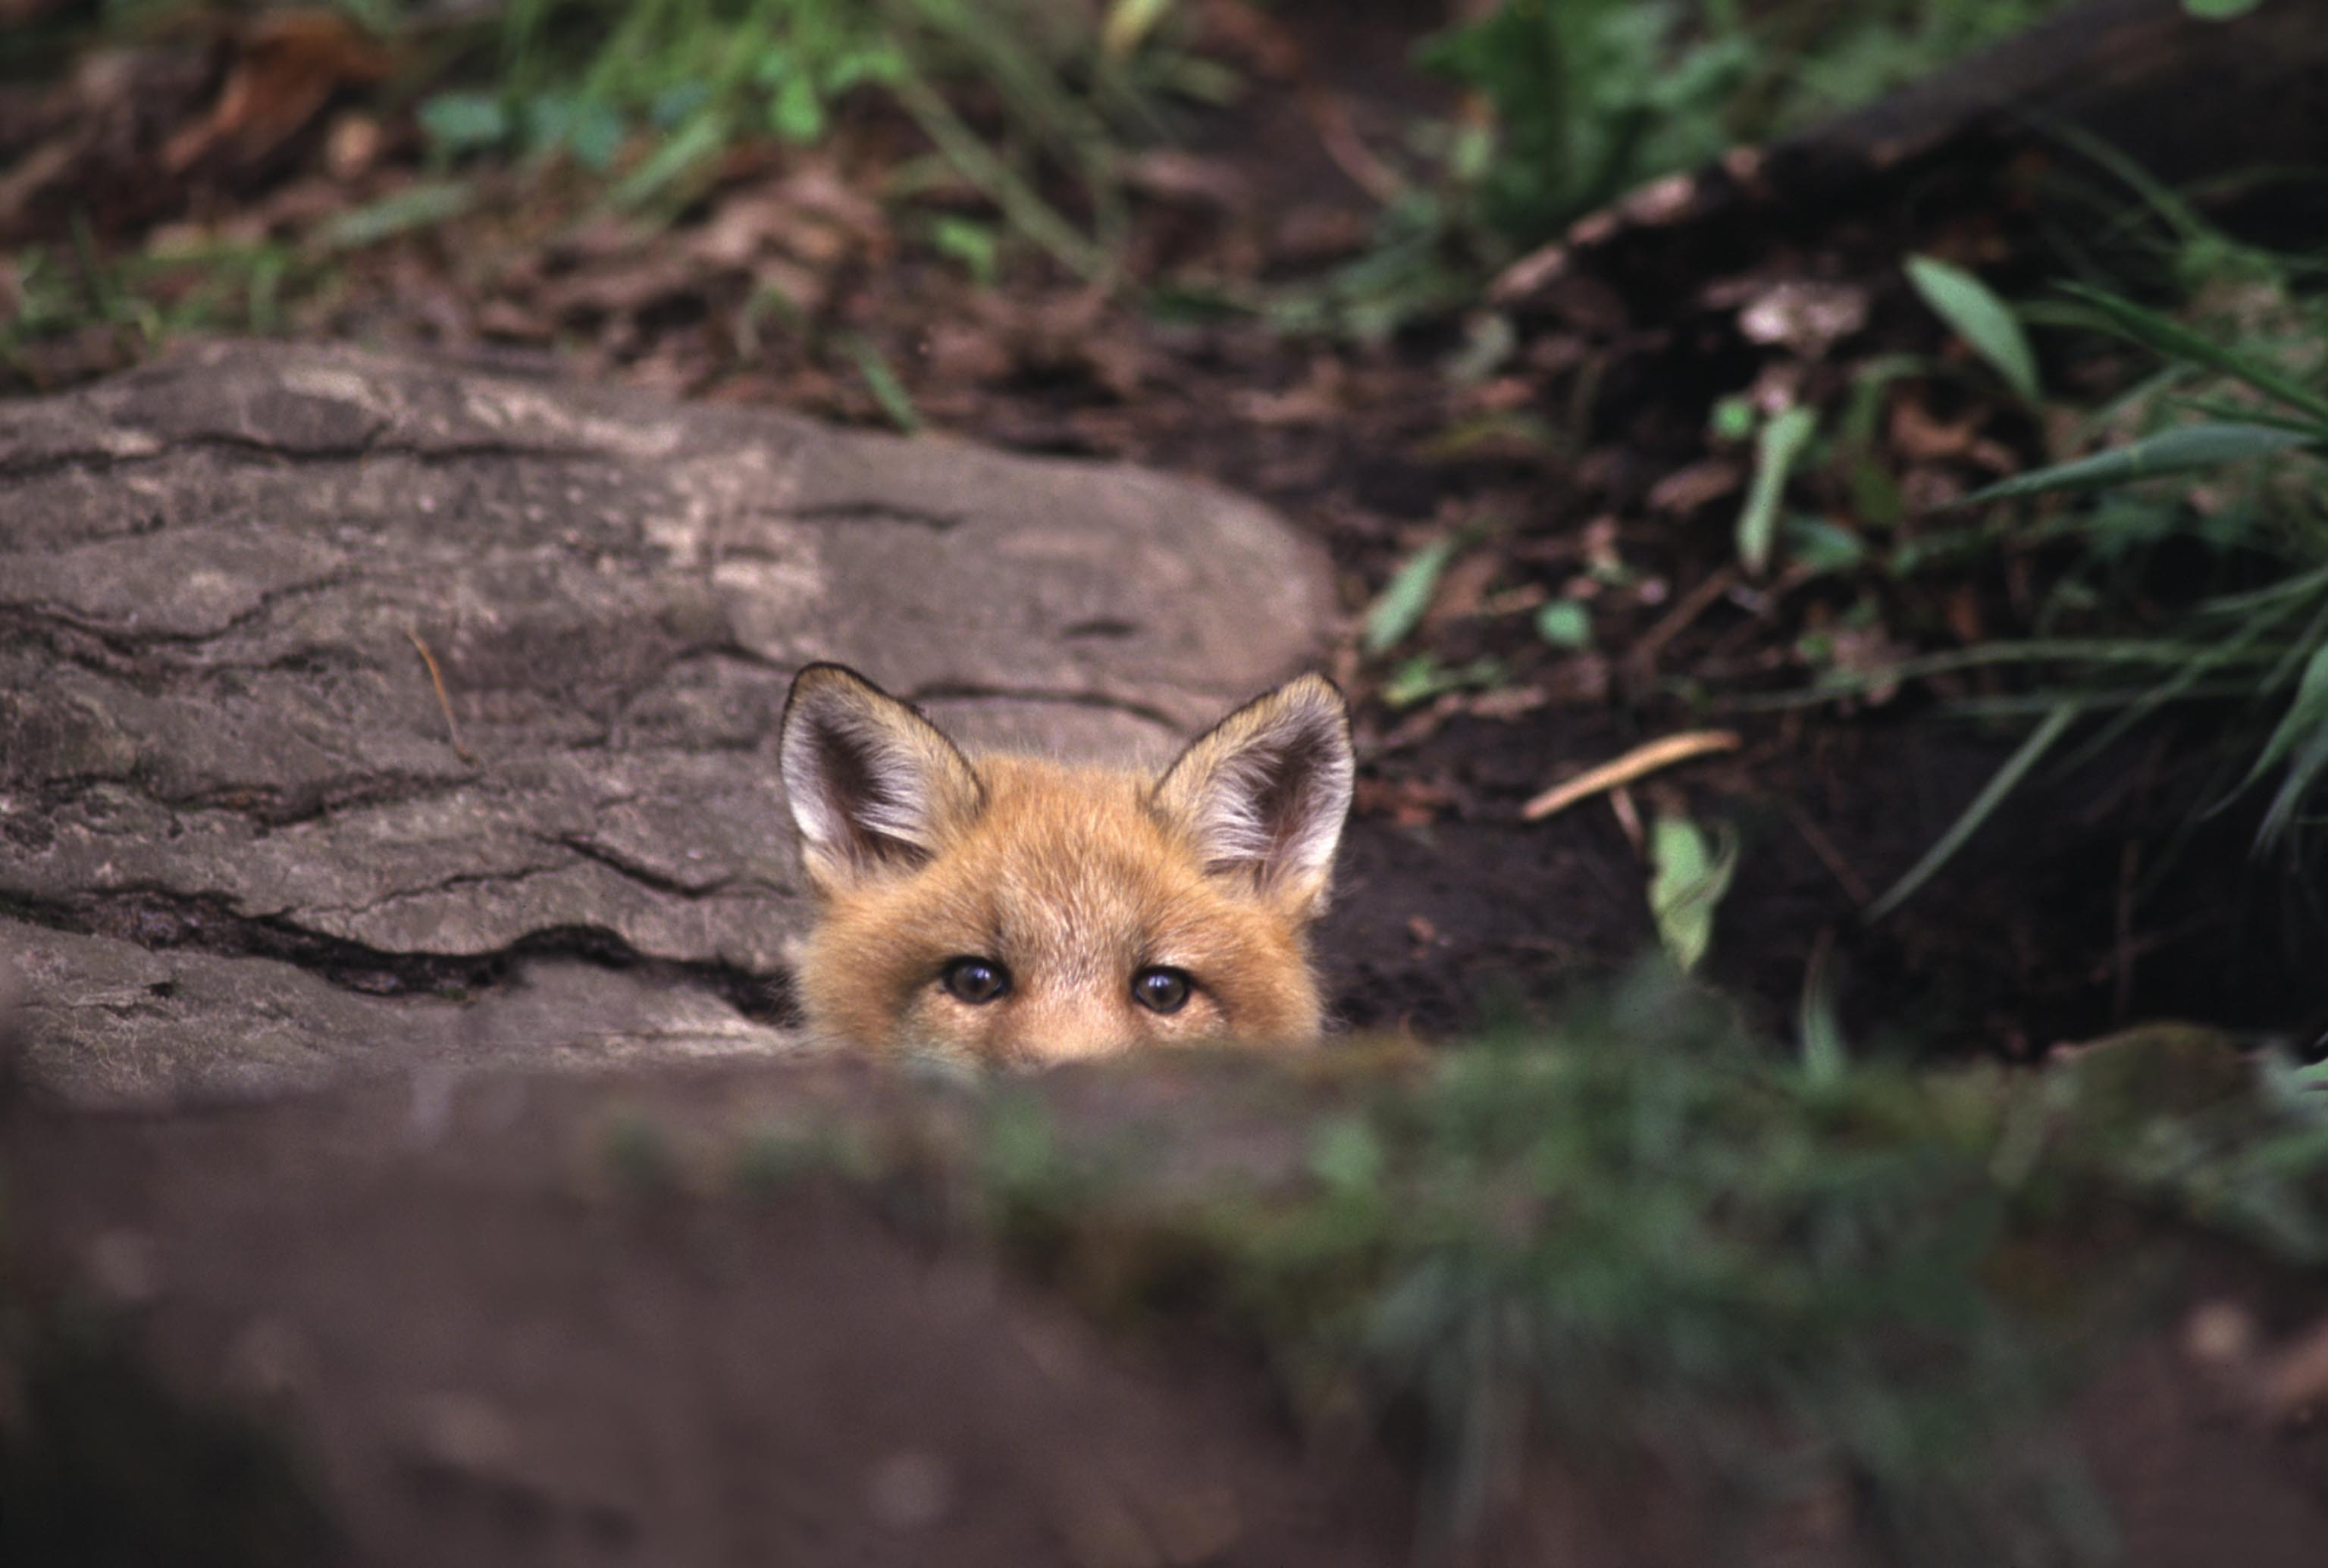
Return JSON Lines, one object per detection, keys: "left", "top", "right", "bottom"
{"left": 778, "top": 664, "right": 1353, "bottom": 1066}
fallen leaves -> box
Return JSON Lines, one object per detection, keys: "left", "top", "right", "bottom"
{"left": 163, "top": 10, "right": 392, "bottom": 174}
{"left": 1736, "top": 278, "right": 1870, "bottom": 359}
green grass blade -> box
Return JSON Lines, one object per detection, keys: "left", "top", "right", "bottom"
{"left": 2251, "top": 598, "right": 2328, "bottom": 706}
{"left": 1798, "top": 937, "right": 1848, "bottom": 1092}
{"left": 836, "top": 333, "right": 923, "bottom": 433}
{"left": 1888, "top": 638, "right": 2256, "bottom": 675}
{"left": 2063, "top": 591, "right": 2317, "bottom": 767}
{"left": 2164, "top": 397, "right": 2328, "bottom": 435}
{"left": 2058, "top": 283, "right": 2328, "bottom": 425}
{"left": 2258, "top": 724, "right": 2328, "bottom": 850}
{"left": 1943, "top": 683, "right": 2265, "bottom": 718}
{"left": 1906, "top": 255, "right": 2040, "bottom": 401}
{"left": 315, "top": 181, "right": 475, "bottom": 252}
{"left": 2194, "top": 562, "right": 2328, "bottom": 617}
{"left": 888, "top": 65, "right": 1106, "bottom": 280}
{"left": 1950, "top": 423, "right": 2318, "bottom": 507}
{"left": 1865, "top": 703, "right": 2080, "bottom": 923}
{"left": 609, "top": 114, "right": 727, "bottom": 211}
{"left": 2246, "top": 643, "right": 2328, "bottom": 793}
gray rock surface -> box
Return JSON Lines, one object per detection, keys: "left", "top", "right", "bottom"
{"left": 0, "top": 341, "right": 1336, "bottom": 1106}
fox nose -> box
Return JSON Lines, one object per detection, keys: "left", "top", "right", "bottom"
{"left": 1002, "top": 996, "right": 1132, "bottom": 1067}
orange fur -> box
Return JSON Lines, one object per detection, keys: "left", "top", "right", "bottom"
{"left": 781, "top": 667, "right": 1351, "bottom": 1066}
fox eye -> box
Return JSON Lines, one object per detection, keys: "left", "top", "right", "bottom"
{"left": 942, "top": 957, "right": 1010, "bottom": 1005}
{"left": 1131, "top": 966, "right": 1192, "bottom": 1015}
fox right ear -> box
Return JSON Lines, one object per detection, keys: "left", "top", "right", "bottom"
{"left": 779, "top": 665, "right": 982, "bottom": 894}
{"left": 1151, "top": 673, "right": 1354, "bottom": 921}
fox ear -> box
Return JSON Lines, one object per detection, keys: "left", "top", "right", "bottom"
{"left": 779, "top": 665, "right": 982, "bottom": 893}
{"left": 1152, "top": 674, "right": 1354, "bottom": 919}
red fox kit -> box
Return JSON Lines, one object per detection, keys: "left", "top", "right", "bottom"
{"left": 779, "top": 665, "right": 1353, "bottom": 1066}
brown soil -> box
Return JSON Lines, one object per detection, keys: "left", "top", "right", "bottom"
{"left": 1326, "top": 707, "right": 2328, "bottom": 1054}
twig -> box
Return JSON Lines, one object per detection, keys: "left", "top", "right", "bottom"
{"left": 1521, "top": 731, "right": 1743, "bottom": 822}
{"left": 406, "top": 624, "right": 474, "bottom": 765}
{"left": 1785, "top": 799, "right": 1872, "bottom": 907}
{"left": 1606, "top": 784, "right": 1644, "bottom": 856}
{"left": 1299, "top": 85, "right": 1404, "bottom": 205}
{"left": 1623, "top": 564, "right": 1738, "bottom": 684}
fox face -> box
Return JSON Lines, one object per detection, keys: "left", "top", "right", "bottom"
{"left": 778, "top": 665, "right": 1353, "bottom": 1066}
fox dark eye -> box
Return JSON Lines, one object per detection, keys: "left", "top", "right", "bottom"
{"left": 942, "top": 957, "right": 1010, "bottom": 1004}
{"left": 1131, "top": 966, "right": 1192, "bottom": 1015}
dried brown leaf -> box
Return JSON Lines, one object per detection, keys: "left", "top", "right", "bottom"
{"left": 1648, "top": 459, "right": 1744, "bottom": 515}
{"left": 1888, "top": 392, "right": 1980, "bottom": 462}
{"left": 163, "top": 10, "right": 391, "bottom": 174}
{"left": 1737, "top": 280, "right": 1870, "bottom": 358}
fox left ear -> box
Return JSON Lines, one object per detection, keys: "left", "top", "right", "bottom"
{"left": 779, "top": 664, "right": 984, "bottom": 894}
{"left": 1151, "top": 674, "right": 1354, "bottom": 919}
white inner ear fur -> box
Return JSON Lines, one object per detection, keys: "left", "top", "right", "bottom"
{"left": 779, "top": 674, "right": 973, "bottom": 881}
{"left": 785, "top": 708, "right": 933, "bottom": 851}
{"left": 1159, "top": 678, "right": 1353, "bottom": 909}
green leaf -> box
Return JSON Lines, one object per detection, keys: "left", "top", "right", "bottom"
{"left": 2185, "top": 0, "right": 2265, "bottom": 17}
{"left": 1102, "top": 0, "right": 1178, "bottom": 60}
{"left": 1784, "top": 515, "right": 1868, "bottom": 575}
{"left": 649, "top": 80, "right": 713, "bottom": 128}
{"left": 1534, "top": 599, "right": 1593, "bottom": 651}
{"left": 1736, "top": 405, "right": 1819, "bottom": 576}
{"left": 1709, "top": 393, "right": 1757, "bottom": 442}
{"left": 523, "top": 95, "right": 624, "bottom": 171}
{"left": 418, "top": 92, "right": 509, "bottom": 155}
{"left": 929, "top": 218, "right": 999, "bottom": 286}
{"left": 1648, "top": 814, "right": 1738, "bottom": 974}
{"left": 771, "top": 74, "right": 826, "bottom": 142}
{"left": 1365, "top": 536, "right": 1459, "bottom": 654}
{"left": 1905, "top": 255, "right": 2039, "bottom": 401}
{"left": 1381, "top": 654, "right": 1502, "bottom": 709}
{"left": 1954, "top": 422, "right": 2318, "bottom": 506}
{"left": 1380, "top": 655, "right": 1442, "bottom": 709}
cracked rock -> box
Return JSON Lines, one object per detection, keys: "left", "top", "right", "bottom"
{"left": 1, "top": 342, "right": 1335, "bottom": 1106}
